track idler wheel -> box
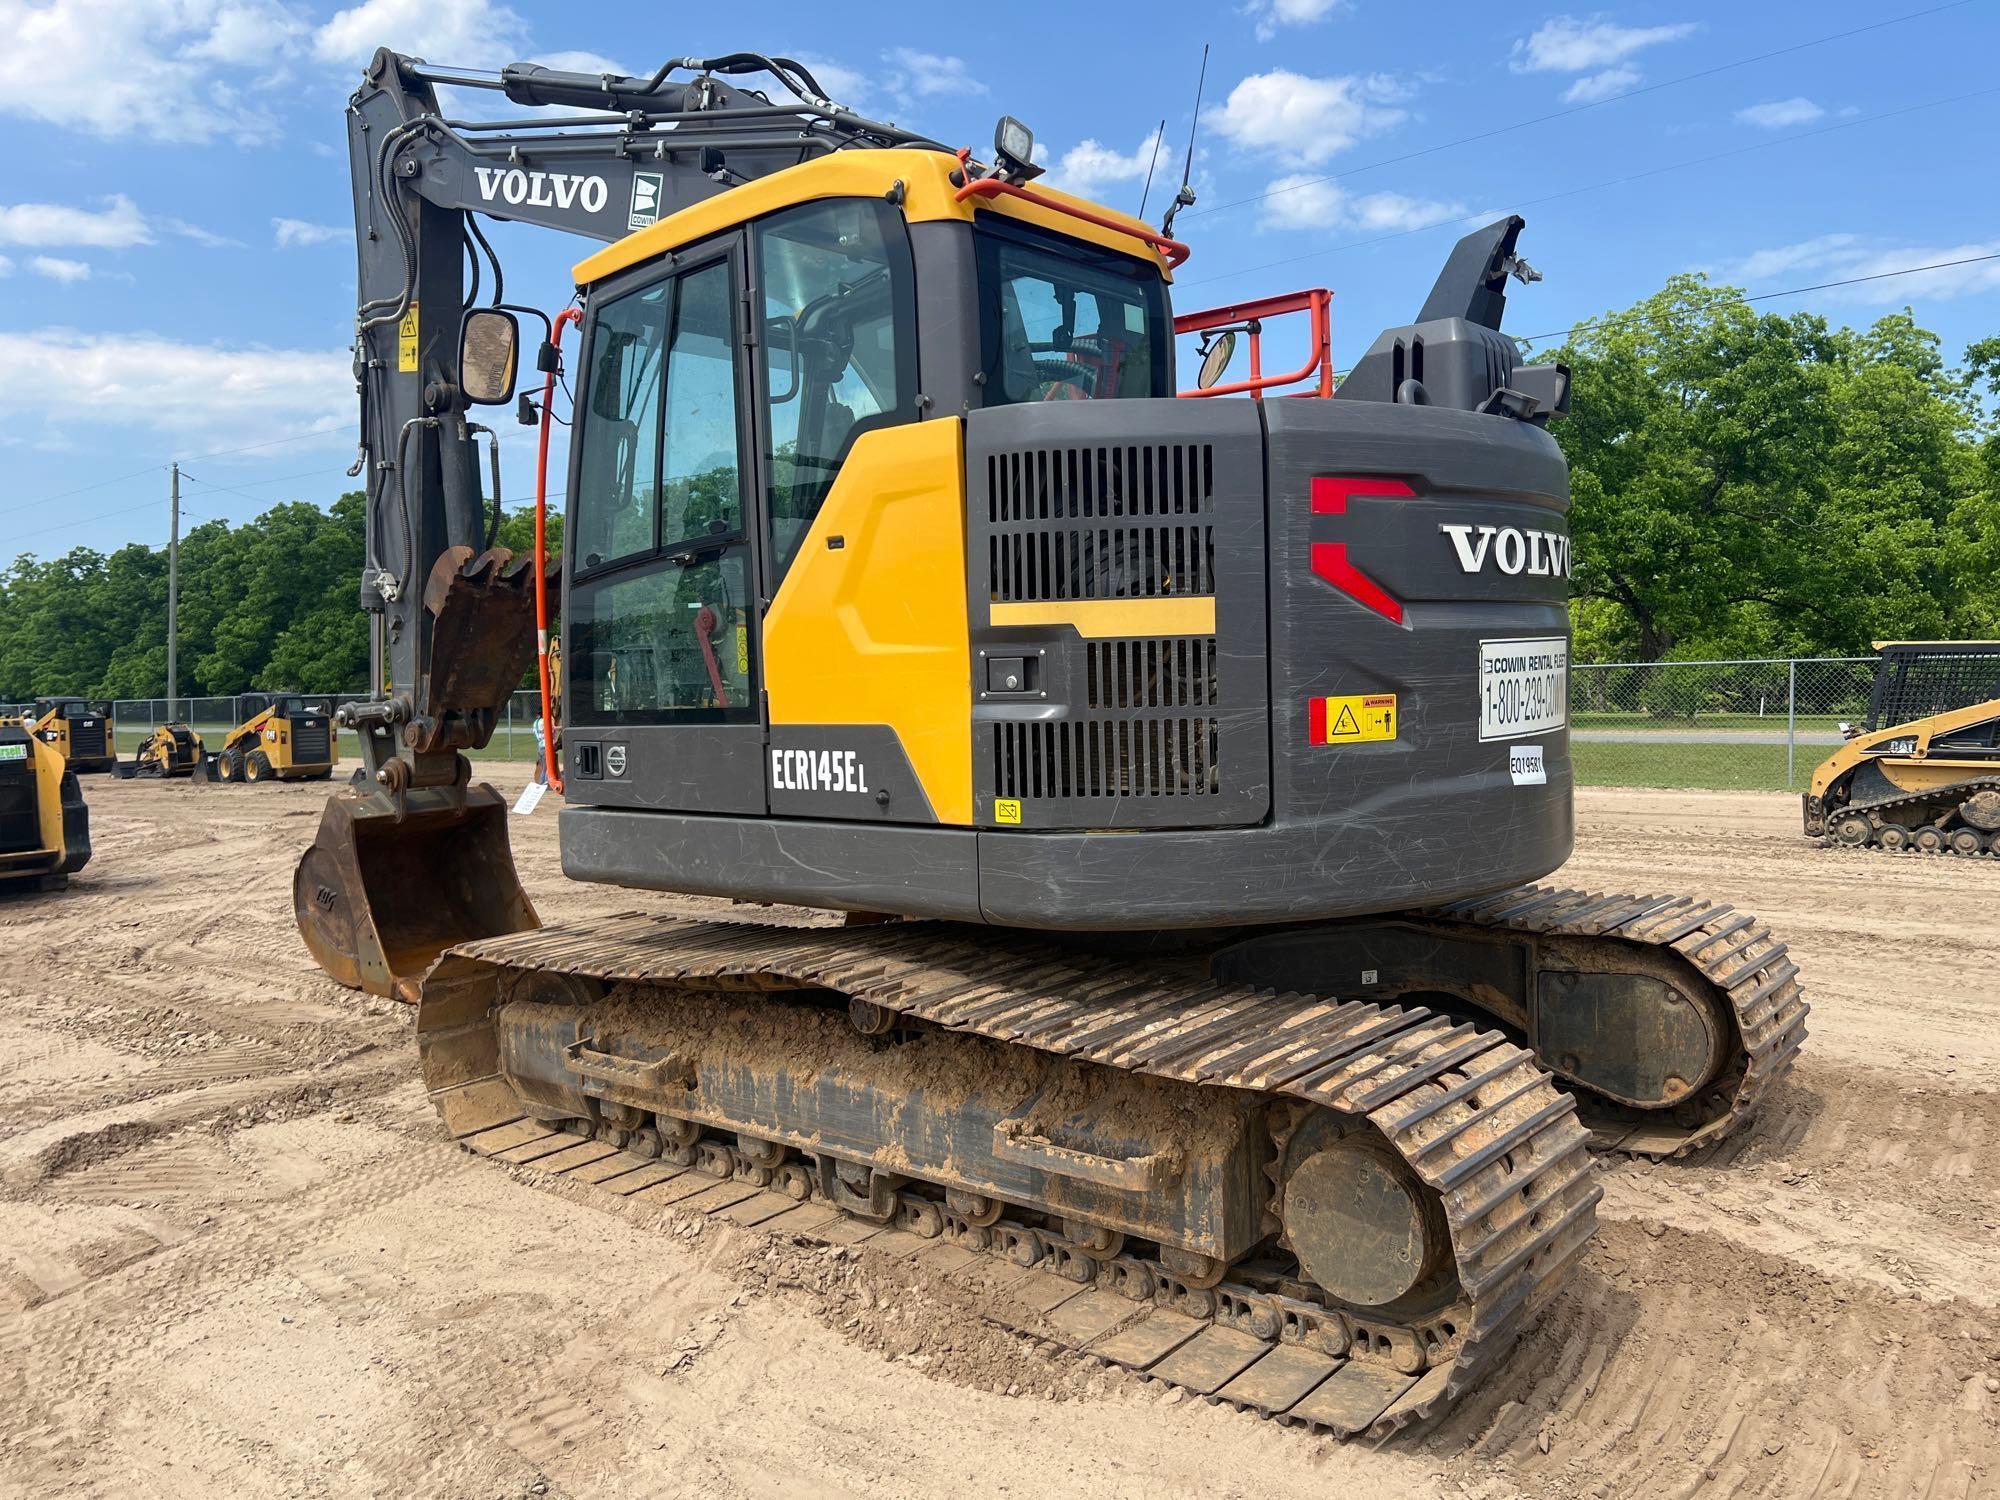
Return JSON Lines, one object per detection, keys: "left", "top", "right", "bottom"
{"left": 1278, "top": 1111, "right": 1448, "bottom": 1310}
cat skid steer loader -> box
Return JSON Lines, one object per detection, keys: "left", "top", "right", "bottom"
{"left": 287, "top": 48, "right": 1808, "bottom": 1437}
{"left": 0, "top": 722, "right": 91, "bottom": 891}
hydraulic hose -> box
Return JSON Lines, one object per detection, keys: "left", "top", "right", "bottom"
{"left": 535, "top": 307, "right": 581, "bottom": 793}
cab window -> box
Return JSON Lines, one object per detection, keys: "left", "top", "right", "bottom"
{"left": 569, "top": 256, "right": 756, "bottom": 724}
{"left": 976, "top": 220, "right": 1171, "bottom": 405}
{"left": 755, "top": 199, "right": 916, "bottom": 583}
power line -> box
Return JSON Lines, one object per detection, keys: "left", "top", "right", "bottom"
{"left": 1181, "top": 83, "right": 2000, "bottom": 289}
{"left": 4, "top": 497, "right": 210, "bottom": 548}
{"left": 1185, "top": 0, "right": 1976, "bottom": 223}
{"left": 1510, "top": 251, "right": 2000, "bottom": 346}
{"left": 178, "top": 467, "right": 353, "bottom": 508}
{"left": 2, "top": 423, "right": 343, "bottom": 516}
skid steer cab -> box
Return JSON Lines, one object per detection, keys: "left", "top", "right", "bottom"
{"left": 5, "top": 697, "right": 119, "bottom": 775}
{"left": 201, "top": 693, "right": 338, "bottom": 785}
{"left": 0, "top": 724, "right": 92, "bottom": 892}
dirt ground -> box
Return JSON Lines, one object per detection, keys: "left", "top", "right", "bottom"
{"left": 0, "top": 773, "right": 1994, "bottom": 1499}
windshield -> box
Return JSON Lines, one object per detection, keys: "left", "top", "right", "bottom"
{"left": 975, "top": 222, "right": 1172, "bottom": 406}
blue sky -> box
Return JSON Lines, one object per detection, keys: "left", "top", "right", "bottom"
{"left": 1, "top": 0, "right": 1994, "bottom": 560}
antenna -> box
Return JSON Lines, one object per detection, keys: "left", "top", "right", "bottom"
{"left": 1136, "top": 118, "right": 1168, "bottom": 218}
{"left": 1162, "top": 43, "right": 1208, "bottom": 237}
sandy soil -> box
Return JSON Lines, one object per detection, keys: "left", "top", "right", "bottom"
{"left": 0, "top": 775, "right": 1993, "bottom": 1499}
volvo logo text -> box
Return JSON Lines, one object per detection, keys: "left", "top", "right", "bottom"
{"left": 1440, "top": 523, "right": 1571, "bottom": 579}
{"left": 472, "top": 167, "right": 610, "bottom": 214}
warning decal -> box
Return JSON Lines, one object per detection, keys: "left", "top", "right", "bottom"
{"left": 1309, "top": 692, "right": 1398, "bottom": 745}
{"left": 397, "top": 303, "right": 420, "bottom": 373}
{"left": 994, "top": 798, "right": 1023, "bottom": 825}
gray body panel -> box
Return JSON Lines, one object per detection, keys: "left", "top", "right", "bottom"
{"left": 563, "top": 394, "right": 1573, "bottom": 929}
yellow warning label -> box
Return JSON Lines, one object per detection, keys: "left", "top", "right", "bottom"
{"left": 994, "top": 798, "right": 1023, "bottom": 825}
{"left": 1315, "top": 692, "right": 1398, "bottom": 744}
{"left": 735, "top": 624, "right": 749, "bottom": 675}
{"left": 397, "top": 302, "right": 420, "bottom": 373}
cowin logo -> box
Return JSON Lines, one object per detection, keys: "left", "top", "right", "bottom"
{"left": 472, "top": 167, "right": 610, "bottom": 214}
{"left": 1440, "top": 523, "right": 1571, "bottom": 580}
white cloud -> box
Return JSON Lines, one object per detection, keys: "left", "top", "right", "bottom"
{"left": 0, "top": 330, "right": 351, "bottom": 446}
{"left": 1724, "top": 233, "right": 1859, "bottom": 281}
{"left": 1246, "top": 0, "right": 1344, "bottom": 43}
{"left": 273, "top": 218, "right": 348, "bottom": 248}
{"left": 30, "top": 256, "right": 92, "bottom": 282}
{"left": 0, "top": 196, "right": 151, "bottom": 249}
{"left": 1717, "top": 234, "right": 2000, "bottom": 303}
{"left": 1735, "top": 97, "right": 1825, "bottom": 129}
{"left": 1211, "top": 70, "right": 1411, "bottom": 166}
{"left": 0, "top": 0, "right": 285, "bottom": 143}
{"left": 313, "top": 0, "right": 530, "bottom": 70}
{"left": 786, "top": 53, "right": 869, "bottom": 108}
{"left": 1056, "top": 134, "right": 1165, "bottom": 198}
{"left": 1262, "top": 175, "right": 1462, "bottom": 233}
{"left": 1563, "top": 66, "right": 1639, "bottom": 103}
{"left": 182, "top": 0, "right": 308, "bottom": 64}
{"left": 1511, "top": 15, "right": 1697, "bottom": 73}
{"left": 161, "top": 217, "right": 244, "bottom": 249}
{"left": 883, "top": 48, "right": 988, "bottom": 102}
{"left": 0, "top": 255, "right": 13, "bottom": 277}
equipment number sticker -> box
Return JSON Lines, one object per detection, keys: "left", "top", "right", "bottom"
{"left": 1478, "top": 638, "right": 1568, "bottom": 742}
{"left": 0, "top": 743, "right": 23, "bottom": 761}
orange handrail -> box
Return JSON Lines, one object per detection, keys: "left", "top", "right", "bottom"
{"left": 953, "top": 175, "right": 1191, "bottom": 269}
{"left": 1174, "top": 288, "right": 1333, "bottom": 399}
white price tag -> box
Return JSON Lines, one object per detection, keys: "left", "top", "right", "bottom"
{"left": 1479, "top": 638, "right": 1568, "bottom": 742}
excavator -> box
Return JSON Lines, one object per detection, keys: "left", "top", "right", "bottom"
{"left": 1804, "top": 640, "right": 2000, "bottom": 853}
{"left": 292, "top": 48, "right": 1808, "bottom": 1436}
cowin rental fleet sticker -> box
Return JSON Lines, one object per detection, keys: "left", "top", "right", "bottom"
{"left": 1309, "top": 693, "right": 1397, "bottom": 745}
{"left": 1509, "top": 743, "right": 1547, "bottom": 786}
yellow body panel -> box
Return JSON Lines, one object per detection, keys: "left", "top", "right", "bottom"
{"left": 1808, "top": 696, "right": 2000, "bottom": 798}
{"left": 0, "top": 738, "right": 65, "bottom": 879}
{"left": 988, "top": 598, "right": 1216, "bottom": 639}
{"left": 762, "top": 420, "right": 973, "bottom": 825}
{"left": 576, "top": 149, "right": 1173, "bottom": 287}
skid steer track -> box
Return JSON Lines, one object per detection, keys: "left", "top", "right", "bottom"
{"left": 1425, "top": 885, "right": 1810, "bottom": 1159}
{"left": 420, "top": 915, "right": 1602, "bottom": 1439}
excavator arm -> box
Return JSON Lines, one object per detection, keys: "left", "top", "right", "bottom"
{"left": 300, "top": 47, "right": 951, "bottom": 997}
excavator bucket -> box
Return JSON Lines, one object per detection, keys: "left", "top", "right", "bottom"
{"left": 293, "top": 785, "right": 538, "bottom": 1002}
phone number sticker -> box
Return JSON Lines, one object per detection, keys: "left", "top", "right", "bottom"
{"left": 1479, "top": 637, "right": 1568, "bottom": 742}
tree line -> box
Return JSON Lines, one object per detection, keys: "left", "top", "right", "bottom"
{"left": 1549, "top": 276, "right": 2000, "bottom": 661}
{"left": 2, "top": 272, "right": 1996, "bottom": 700}
{"left": 0, "top": 494, "right": 559, "bottom": 702}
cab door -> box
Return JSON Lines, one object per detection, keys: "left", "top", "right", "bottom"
{"left": 563, "top": 237, "right": 766, "bottom": 814}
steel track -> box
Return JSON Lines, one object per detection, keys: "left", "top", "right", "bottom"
{"left": 1424, "top": 885, "right": 1810, "bottom": 1159}
{"left": 420, "top": 916, "right": 1603, "bottom": 1439}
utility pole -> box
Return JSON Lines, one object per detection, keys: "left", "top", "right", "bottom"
{"left": 167, "top": 462, "right": 180, "bottom": 711}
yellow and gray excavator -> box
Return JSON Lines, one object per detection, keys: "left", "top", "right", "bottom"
{"left": 0, "top": 721, "right": 91, "bottom": 891}
{"left": 291, "top": 48, "right": 1808, "bottom": 1436}
{"left": 1804, "top": 641, "right": 2000, "bottom": 853}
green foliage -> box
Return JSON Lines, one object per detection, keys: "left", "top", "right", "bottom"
{"left": 1546, "top": 276, "right": 1998, "bottom": 662}
{"left": 0, "top": 493, "right": 555, "bottom": 701}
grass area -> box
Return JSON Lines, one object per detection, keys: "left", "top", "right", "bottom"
{"left": 1570, "top": 710, "right": 1848, "bottom": 733}
{"left": 1573, "top": 739, "right": 1807, "bottom": 792}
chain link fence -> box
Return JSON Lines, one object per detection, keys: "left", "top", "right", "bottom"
{"left": 1, "top": 690, "right": 551, "bottom": 763}
{"left": 1572, "top": 657, "right": 1877, "bottom": 791}
{"left": 13, "top": 661, "right": 1881, "bottom": 790}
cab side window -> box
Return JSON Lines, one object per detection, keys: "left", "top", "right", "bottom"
{"left": 754, "top": 199, "right": 916, "bottom": 584}
{"left": 569, "top": 257, "right": 756, "bottom": 724}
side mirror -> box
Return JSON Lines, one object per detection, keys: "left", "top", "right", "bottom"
{"left": 1197, "top": 330, "right": 1237, "bottom": 390}
{"left": 458, "top": 308, "right": 520, "bottom": 405}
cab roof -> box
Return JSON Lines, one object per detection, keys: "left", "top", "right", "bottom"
{"left": 574, "top": 148, "right": 1176, "bottom": 287}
